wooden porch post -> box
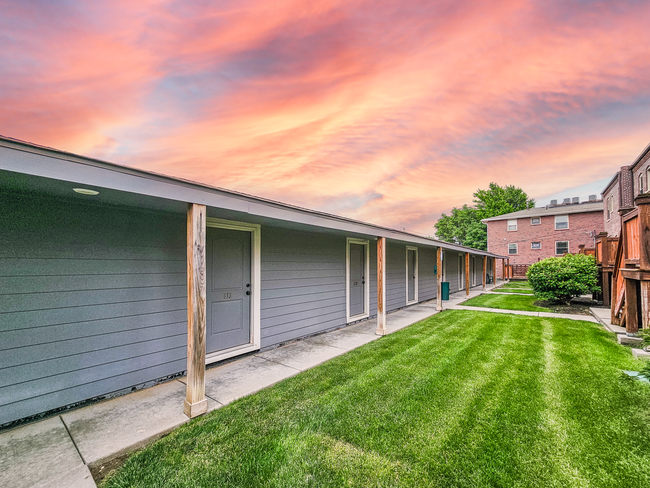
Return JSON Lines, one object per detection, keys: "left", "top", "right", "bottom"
{"left": 436, "top": 248, "right": 443, "bottom": 311}
{"left": 465, "top": 252, "right": 470, "bottom": 296}
{"left": 482, "top": 256, "right": 487, "bottom": 291}
{"left": 376, "top": 237, "right": 387, "bottom": 335}
{"left": 184, "top": 203, "right": 208, "bottom": 418}
{"left": 501, "top": 258, "right": 505, "bottom": 283}
{"left": 625, "top": 278, "right": 639, "bottom": 334}
{"left": 493, "top": 257, "right": 497, "bottom": 285}
{"left": 636, "top": 194, "right": 650, "bottom": 329}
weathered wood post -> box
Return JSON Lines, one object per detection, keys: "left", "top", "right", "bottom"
{"left": 625, "top": 277, "right": 639, "bottom": 334}
{"left": 436, "top": 247, "right": 443, "bottom": 311}
{"left": 599, "top": 232, "right": 611, "bottom": 307}
{"left": 636, "top": 194, "right": 650, "bottom": 329}
{"left": 465, "top": 252, "right": 470, "bottom": 296}
{"left": 501, "top": 258, "right": 505, "bottom": 283}
{"left": 482, "top": 256, "right": 487, "bottom": 291}
{"left": 184, "top": 203, "right": 208, "bottom": 418}
{"left": 493, "top": 257, "right": 497, "bottom": 285}
{"left": 376, "top": 237, "right": 387, "bottom": 335}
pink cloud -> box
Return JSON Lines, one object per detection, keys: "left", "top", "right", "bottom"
{"left": 2, "top": 0, "right": 650, "bottom": 234}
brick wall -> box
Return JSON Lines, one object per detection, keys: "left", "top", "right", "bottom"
{"left": 633, "top": 151, "right": 650, "bottom": 198}
{"left": 487, "top": 210, "right": 604, "bottom": 277}
{"left": 603, "top": 182, "right": 621, "bottom": 237}
{"left": 620, "top": 166, "right": 635, "bottom": 208}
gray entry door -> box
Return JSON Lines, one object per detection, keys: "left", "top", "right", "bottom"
{"left": 407, "top": 249, "right": 416, "bottom": 302}
{"left": 349, "top": 243, "right": 366, "bottom": 317}
{"left": 206, "top": 227, "right": 251, "bottom": 354}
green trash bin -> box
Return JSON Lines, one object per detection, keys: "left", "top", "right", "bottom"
{"left": 441, "top": 281, "right": 450, "bottom": 301}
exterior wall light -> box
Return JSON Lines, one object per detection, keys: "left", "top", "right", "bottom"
{"left": 73, "top": 188, "right": 99, "bottom": 195}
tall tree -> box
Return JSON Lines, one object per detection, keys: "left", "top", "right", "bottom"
{"left": 473, "top": 183, "right": 535, "bottom": 220}
{"left": 434, "top": 183, "right": 535, "bottom": 250}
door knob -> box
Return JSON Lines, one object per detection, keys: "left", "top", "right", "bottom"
{"left": 246, "top": 291, "right": 251, "bottom": 295}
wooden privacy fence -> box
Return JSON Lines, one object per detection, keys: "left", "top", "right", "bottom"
{"left": 610, "top": 194, "right": 650, "bottom": 332}
{"left": 505, "top": 264, "right": 529, "bottom": 279}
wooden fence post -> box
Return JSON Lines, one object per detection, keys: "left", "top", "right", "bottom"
{"left": 436, "top": 248, "right": 443, "bottom": 311}
{"left": 376, "top": 237, "right": 387, "bottom": 335}
{"left": 465, "top": 252, "right": 470, "bottom": 296}
{"left": 482, "top": 256, "right": 487, "bottom": 291}
{"left": 185, "top": 203, "right": 207, "bottom": 418}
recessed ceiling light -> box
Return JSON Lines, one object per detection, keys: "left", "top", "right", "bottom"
{"left": 73, "top": 188, "right": 100, "bottom": 196}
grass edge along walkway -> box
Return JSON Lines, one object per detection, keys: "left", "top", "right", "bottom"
{"left": 460, "top": 293, "right": 548, "bottom": 312}
{"left": 103, "top": 310, "right": 650, "bottom": 488}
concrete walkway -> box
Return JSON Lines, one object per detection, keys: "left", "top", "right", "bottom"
{"left": 485, "top": 290, "right": 535, "bottom": 296}
{"left": 448, "top": 303, "right": 599, "bottom": 322}
{"left": 0, "top": 285, "right": 491, "bottom": 488}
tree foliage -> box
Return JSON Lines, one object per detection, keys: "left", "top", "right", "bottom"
{"left": 526, "top": 254, "right": 600, "bottom": 304}
{"left": 474, "top": 183, "right": 536, "bottom": 220}
{"left": 434, "top": 205, "right": 486, "bottom": 250}
{"left": 434, "top": 183, "right": 535, "bottom": 250}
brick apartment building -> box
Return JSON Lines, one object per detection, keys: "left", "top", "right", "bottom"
{"left": 483, "top": 198, "right": 604, "bottom": 277}
{"left": 603, "top": 142, "right": 650, "bottom": 235}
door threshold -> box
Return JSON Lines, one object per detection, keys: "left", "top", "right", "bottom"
{"left": 206, "top": 343, "right": 259, "bottom": 365}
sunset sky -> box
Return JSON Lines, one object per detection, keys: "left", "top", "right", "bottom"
{"left": 3, "top": 0, "right": 650, "bottom": 235}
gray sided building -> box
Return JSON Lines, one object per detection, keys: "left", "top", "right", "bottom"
{"left": 0, "top": 136, "right": 504, "bottom": 427}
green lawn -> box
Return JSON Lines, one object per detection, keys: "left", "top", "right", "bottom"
{"left": 493, "top": 288, "right": 535, "bottom": 295}
{"left": 103, "top": 311, "right": 650, "bottom": 488}
{"left": 462, "top": 293, "right": 547, "bottom": 312}
{"left": 496, "top": 281, "right": 533, "bottom": 290}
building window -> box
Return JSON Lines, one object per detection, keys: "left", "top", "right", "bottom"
{"left": 531, "top": 242, "right": 541, "bottom": 249}
{"left": 607, "top": 196, "right": 612, "bottom": 220}
{"left": 508, "top": 243, "right": 518, "bottom": 254}
{"left": 555, "top": 215, "right": 569, "bottom": 230}
{"left": 556, "top": 241, "right": 569, "bottom": 255}
{"left": 507, "top": 219, "right": 517, "bottom": 231}
{"left": 531, "top": 217, "right": 541, "bottom": 225}
{"left": 640, "top": 174, "right": 645, "bottom": 195}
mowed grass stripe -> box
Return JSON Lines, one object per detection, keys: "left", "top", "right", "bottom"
{"left": 104, "top": 311, "right": 650, "bottom": 488}
{"left": 461, "top": 293, "right": 547, "bottom": 312}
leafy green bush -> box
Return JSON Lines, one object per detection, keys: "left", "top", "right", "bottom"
{"left": 526, "top": 254, "right": 599, "bottom": 303}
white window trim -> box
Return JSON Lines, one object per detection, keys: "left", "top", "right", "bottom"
{"left": 205, "top": 217, "right": 262, "bottom": 365}
{"left": 531, "top": 242, "right": 541, "bottom": 250}
{"left": 531, "top": 217, "right": 541, "bottom": 226}
{"left": 508, "top": 243, "right": 518, "bottom": 255}
{"left": 555, "top": 215, "right": 569, "bottom": 230}
{"left": 346, "top": 237, "right": 370, "bottom": 323}
{"left": 606, "top": 196, "right": 612, "bottom": 221}
{"left": 405, "top": 246, "right": 419, "bottom": 305}
{"left": 555, "top": 240, "right": 569, "bottom": 255}
{"left": 639, "top": 173, "right": 644, "bottom": 195}
{"left": 507, "top": 219, "right": 517, "bottom": 231}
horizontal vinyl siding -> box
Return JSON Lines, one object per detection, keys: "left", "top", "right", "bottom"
{"left": 418, "top": 247, "right": 437, "bottom": 301}
{"left": 0, "top": 194, "right": 187, "bottom": 426}
{"left": 445, "top": 251, "right": 460, "bottom": 294}
{"left": 260, "top": 228, "right": 347, "bottom": 346}
{"left": 386, "top": 242, "right": 406, "bottom": 312}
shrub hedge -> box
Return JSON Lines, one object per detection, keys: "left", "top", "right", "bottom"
{"left": 526, "top": 253, "right": 599, "bottom": 303}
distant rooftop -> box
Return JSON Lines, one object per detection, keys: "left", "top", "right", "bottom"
{"left": 481, "top": 200, "right": 603, "bottom": 222}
